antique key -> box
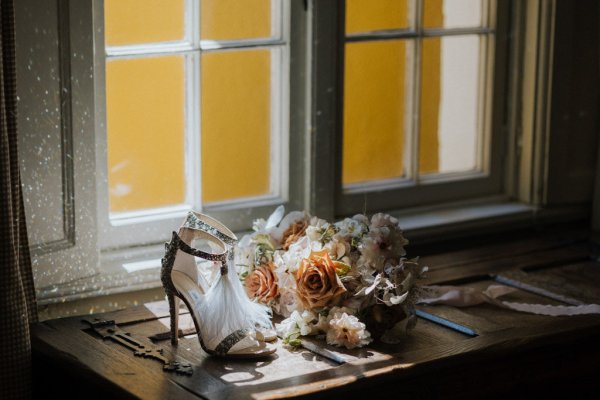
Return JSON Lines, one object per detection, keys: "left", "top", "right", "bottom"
{"left": 83, "top": 318, "right": 193, "bottom": 376}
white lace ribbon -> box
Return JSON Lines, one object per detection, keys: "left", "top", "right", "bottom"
{"left": 418, "top": 285, "right": 600, "bottom": 316}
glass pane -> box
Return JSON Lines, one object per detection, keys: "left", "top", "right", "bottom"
{"left": 343, "top": 40, "right": 407, "bottom": 185}
{"left": 201, "top": 0, "right": 271, "bottom": 41}
{"left": 419, "top": 36, "right": 481, "bottom": 175}
{"left": 201, "top": 50, "right": 271, "bottom": 203}
{"left": 423, "top": 0, "right": 484, "bottom": 29}
{"left": 106, "top": 56, "right": 186, "bottom": 213}
{"left": 105, "top": 0, "right": 185, "bottom": 46}
{"left": 346, "top": 0, "right": 410, "bottom": 34}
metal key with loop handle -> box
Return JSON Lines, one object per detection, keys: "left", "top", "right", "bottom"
{"left": 83, "top": 318, "right": 193, "bottom": 376}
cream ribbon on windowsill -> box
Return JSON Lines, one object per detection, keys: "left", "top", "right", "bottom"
{"left": 418, "top": 285, "right": 600, "bottom": 316}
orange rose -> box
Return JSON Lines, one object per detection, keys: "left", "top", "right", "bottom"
{"left": 281, "top": 219, "right": 308, "bottom": 250}
{"left": 295, "top": 250, "right": 347, "bottom": 309}
{"left": 245, "top": 263, "right": 279, "bottom": 303}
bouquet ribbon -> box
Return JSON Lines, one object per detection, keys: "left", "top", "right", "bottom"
{"left": 418, "top": 285, "right": 600, "bottom": 316}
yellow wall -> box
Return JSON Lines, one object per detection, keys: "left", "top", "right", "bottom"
{"left": 343, "top": 40, "right": 407, "bottom": 184}
{"left": 345, "top": 0, "right": 409, "bottom": 34}
{"left": 201, "top": 0, "right": 271, "bottom": 40}
{"left": 201, "top": 50, "right": 271, "bottom": 203}
{"left": 423, "top": 0, "right": 445, "bottom": 28}
{"left": 106, "top": 56, "right": 186, "bottom": 212}
{"left": 419, "top": 6, "right": 443, "bottom": 174}
{"left": 105, "top": 0, "right": 184, "bottom": 46}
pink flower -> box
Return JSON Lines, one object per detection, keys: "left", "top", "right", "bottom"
{"left": 326, "top": 312, "right": 372, "bottom": 349}
{"left": 245, "top": 263, "right": 279, "bottom": 303}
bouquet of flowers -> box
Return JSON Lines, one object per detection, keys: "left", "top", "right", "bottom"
{"left": 236, "top": 206, "right": 426, "bottom": 349}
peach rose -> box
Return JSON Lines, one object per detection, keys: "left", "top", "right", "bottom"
{"left": 245, "top": 263, "right": 279, "bottom": 303}
{"left": 282, "top": 219, "right": 308, "bottom": 250}
{"left": 295, "top": 250, "right": 347, "bottom": 309}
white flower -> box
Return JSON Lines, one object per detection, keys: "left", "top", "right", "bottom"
{"left": 328, "top": 306, "right": 356, "bottom": 318}
{"left": 275, "top": 311, "right": 301, "bottom": 339}
{"left": 270, "top": 258, "right": 303, "bottom": 317}
{"left": 305, "top": 226, "right": 322, "bottom": 242}
{"left": 235, "top": 234, "right": 257, "bottom": 272}
{"left": 252, "top": 218, "right": 268, "bottom": 233}
{"left": 352, "top": 214, "right": 369, "bottom": 226}
{"left": 358, "top": 215, "right": 408, "bottom": 271}
{"left": 270, "top": 211, "right": 310, "bottom": 244}
{"left": 297, "top": 310, "right": 319, "bottom": 335}
{"left": 334, "top": 217, "right": 367, "bottom": 239}
{"left": 253, "top": 205, "right": 285, "bottom": 234}
{"left": 275, "top": 288, "right": 303, "bottom": 317}
{"left": 326, "top": 312, "right": 372, "bottom": 349}
{"left": 357, "top": 235, "right": 384, "bottom": 271}
{"left": 276, "top": 235, "right": 313, "bottom": 273}
{"left": 370, "top": 213, "right": 398, "bottom": 229}
{"left": 275, "top": 309, "right": 320, "bottom": 346}
{"left": 322, "top": 236, "right": 351, "bottom": 260}
{"left": 305, "top": 216, "right": 333, "bottom": 242}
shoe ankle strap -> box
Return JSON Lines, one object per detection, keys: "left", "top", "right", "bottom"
{"left": 167, "top": 230, "right": 228, "bottom": 263}
{"left": 183, "top": 212, "right": 238, "bottom": 246}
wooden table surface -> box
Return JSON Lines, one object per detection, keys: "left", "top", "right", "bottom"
{"left": 32, "top": 227, "right": 600, "bottom": 399}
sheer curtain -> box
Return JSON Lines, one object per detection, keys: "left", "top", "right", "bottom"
{"left": 1, "top": 0, "right": 38, "bottom": 398}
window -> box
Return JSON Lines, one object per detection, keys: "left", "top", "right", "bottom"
{"left": 97, "top": 0, "right": 294, "bottom": 249}
{"left": 336, "top": 0, "right": 506, "bottom": 215}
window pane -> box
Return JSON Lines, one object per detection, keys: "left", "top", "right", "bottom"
{"left": 201, "top": 50, "right": 271, "bottom": 203}
{"left": 346, "top": 0, "right": 410, "bottom": 34}
{"left": 201, "top": 0, "right": 271, "bottom": 41}
{"left": 423, "top": 0, "right": 484, "bottom": 29}
{"left": 106, "top": 56, "right": 186, "bottom": 213}
{"left": 343, "top": 40, "right": 407, "bottom": 185}
{"left": 105, "top": 0, "right": 185, "bottom": 47}
{"left": 419, "top": 36, "right": 481, "bottom": 175}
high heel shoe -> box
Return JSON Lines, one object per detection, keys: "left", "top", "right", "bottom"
{"left": 161, "top": 226, "right": 276, "bottom": 358}
{"left": 182, "top": 211, "right": 278, "bottom": 342}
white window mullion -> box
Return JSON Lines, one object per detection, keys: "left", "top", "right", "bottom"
{"left": 270, "top": 46, "right": 290, "bottom": 202}
{"left": 186, "top": 52, "right": 202, "bottom": 211}
{"left": 271, "top": 0, "right": 282, "bottom": 40}
{"left": 188, "top": 0, "right": 200, "bottom": 210}
{"left": 270, "top": 1, "right": 291, "bottom": 202}
{"left": 185, "top": 0, "right": 197, "bottom": 45}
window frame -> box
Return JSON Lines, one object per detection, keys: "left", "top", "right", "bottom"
{"left": 93, "top": 0, "right": 306, "bottom": 250}
{"left": 310, "top": 0, "right": 511, "bottom": 218}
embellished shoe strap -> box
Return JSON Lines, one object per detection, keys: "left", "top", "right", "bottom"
{"left": 213, "top": 328, "right": 253, "bottom": 355}
{"left": 184, "top": 212, "right": 238, "bottom": 247}
{"left": 168, "top": 231, "right": 228, "bottom": 263}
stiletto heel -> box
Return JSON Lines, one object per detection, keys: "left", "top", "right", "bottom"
{"left": 168, "top": 293, "right": 180, "bottom": 345}
{"left": 161, "top": 228, "right": 276, "bottom": 358}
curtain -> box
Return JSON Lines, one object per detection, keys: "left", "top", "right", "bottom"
{"left": 1, "top": 0, "right": 38, "bottom": 398}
